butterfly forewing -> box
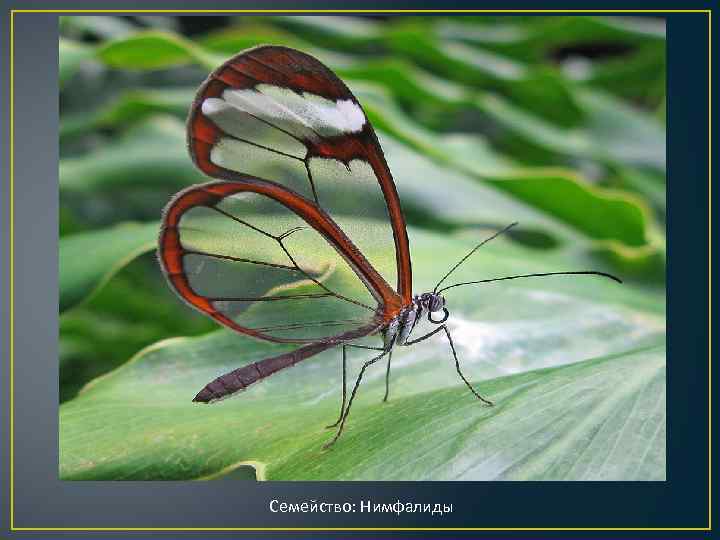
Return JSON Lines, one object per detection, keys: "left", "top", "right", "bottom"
{"left": 188, "top": 45, "right": 412, "bottom": 303}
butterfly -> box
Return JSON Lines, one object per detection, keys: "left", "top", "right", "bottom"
{"left": 158, "top": 45, "right": 620, "bottom": 448}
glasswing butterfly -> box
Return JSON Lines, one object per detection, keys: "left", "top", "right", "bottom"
{"left": 158, "top": 45, "right": 620, "bottom": 448}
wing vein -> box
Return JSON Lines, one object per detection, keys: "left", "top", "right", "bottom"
{"left": 304, "top": 160, "right": 320, "bottom": 204}
{"left": 252, "top": 318, "right": 367, "bottom": 332}
{"left": 183, "top": 250, "right": 299, "bottom": 271}
{"left": 197, "top": 132, "right": 304, "bottom": 163}
{"left": 278, "top": 239, "right": 376, "bottom": 313}
{"left": 206, "top": 293, "right": 334, "bottom": 302}
{"left": 208, "top": 205, "right": 276, "bottom": 239}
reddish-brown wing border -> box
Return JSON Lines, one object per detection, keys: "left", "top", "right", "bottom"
{"left": 186, "top": 45, "right": 413, "bottom": 304}
{"left": 158, "top": 178, "right": 401, "bottom": 344}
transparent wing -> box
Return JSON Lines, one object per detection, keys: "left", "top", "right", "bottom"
{"left": 159, "top": 180, "right": 392, "bottom": 344}
{"left": 188, "top": 45, "right": 412, "bottom": 304}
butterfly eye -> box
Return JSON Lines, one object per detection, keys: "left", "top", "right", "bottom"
{"left": 428, "top": 294, "right": 445, "bottom": 312}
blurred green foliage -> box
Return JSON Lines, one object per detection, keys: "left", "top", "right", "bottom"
{"left": 59, "top": 15, "right": 666, "bottom": 480}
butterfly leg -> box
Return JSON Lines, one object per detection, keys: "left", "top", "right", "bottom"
{"left": 325, "top": 346, "right": 348, "bottom": 429}
{"left": 403, "top": 326, "right": 493, "bottom": 406}
{"left": 323, "top": 349, "right": 388, "bottom": 449}
{"left": 325, "top": 343, "right": 386, "bottom": 429}
{"left": 441, "top": 325, "right": 493, "bottom": 406}
{"left": 382, "top": 350, "right": 393, "bottom": 402}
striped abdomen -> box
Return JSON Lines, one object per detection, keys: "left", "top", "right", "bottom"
{"left": 192, "top": 341, "right": 335, "bottom": 403}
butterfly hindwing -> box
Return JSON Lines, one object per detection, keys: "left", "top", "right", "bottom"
{"left": 159, "top": 178, "right": 398, "bottom": 344}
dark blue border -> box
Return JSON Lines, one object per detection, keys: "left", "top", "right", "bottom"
{"left": 0, "top": 2, "right": 711, "bottom": 537}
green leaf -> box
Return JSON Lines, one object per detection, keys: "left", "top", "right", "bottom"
{"left": 384, "top": 25, "right": 584, "bottom": 126}
{"left": 482, "top": 171, "right": 665, "bottom": 281}
{"left": 198, "top": 24, "right": 309, "bottom": 54}
{"left": 263, "top": 15, "right": 383, "bottom": 51}
{"left": 611, "top": 166, "right": 666, "bottom": 217}
{"left": 60, "top": 225, "right": 665, "bottom": 480}
{"left": 385, "top": 25, "right": 524, "bottom": 85}
{"left": 97, "top": 30, "right": 222, "bottom": 70}
{"left": 476, "top": 88, "right": 666, "bottom": 172}
{"left": 582, "top": 45, "right": 666, "bottom": 106}
{"left": 437, "top": 16, "right": 665, "bottom": 64}
{"left": 336, "top": 56, "right": 468, "bottom": 111}
{"left": 59, "top": 222, "right": 159, "bottom": 312}
{"left": 61, "top": 88, "right": 194, "bottom": 140}
{"left": 60, "top": 116, "right": 201, "bottom": 192}
{"left": 486, "top": 172, "right": 649, "bottom": 246}
{"left": 575, "top": 89, "right": 666, "bottom": 171}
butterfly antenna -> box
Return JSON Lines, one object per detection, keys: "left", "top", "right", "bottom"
{"left": 437, "top": 270, "right": 622, "bottom": 294}
{"left": 433, "top": 222, "right": 519, "bottom": 293}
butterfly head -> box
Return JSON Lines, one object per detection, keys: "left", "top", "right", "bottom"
{"left": 418, "top": 292, "right": 449, "bottom": 324}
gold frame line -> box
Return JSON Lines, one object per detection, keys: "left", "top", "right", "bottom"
{"left": 7, "top": 7, "right": 710, "bottom": 533}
